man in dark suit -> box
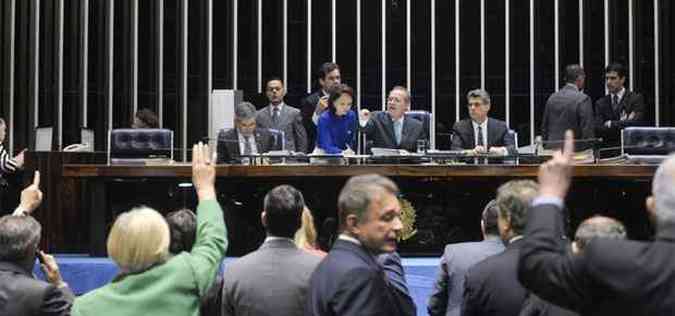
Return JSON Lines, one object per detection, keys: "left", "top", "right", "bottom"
{"left": 359, "top": 86, "right": 426, "bottom": 153}
{"left": 306, "top": 174, "right": 415, "bottom": 316}
{"left": 462, "top": 180, "right": 539, "bottom": 316}
{"left": 377, "top": 251, "right": 417, "bottom": 315}
{"left": 519, "top": 131, "right": 675, "bottom": 315}
{"left": 594, "top": 63, "right": 647, "bottom": 148}
{"left": 300, "top": 62, "right": 341, "bottom": 153}
{"left": 428, "top": 200, "right": 505, "bottom": 316}
{"left": 222, "top": 185, "right": 322, "bottom": 316}
{"left": 0, "top": 171, "right": 74, "bottom": 316}
{"left": 541, "top": 65, "right": 595, "bottom": 150}
{"left": 451, "top": 89, "right": 516, "bottom": 155}
{"left": 217, "top": 102, "right": 275, "bottom": 164}
{"left": 257, "top": 77, "right": 308, "bottom": 153}
{"left": 519, "top": 216, "right": 626, "bottom": 316}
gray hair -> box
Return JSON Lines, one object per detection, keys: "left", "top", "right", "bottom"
{"left": 0, "top": 215, "right": 42, "bottom": 262}
{"left": 652, "top": 155, "right": 675, "bottom": 227}
{"left": 235, "top": 102, "right": 257, "bottom": 121}
{"left": 338, "top": 174, "right": 399, "bottom": 230}
{"left": 574, "top": 216, "right": 626, "bottom": 251}
{"left": 466, "top": 89, "right": 491, "bottom": 105}
{"left": 481, "top": 199, "right": 500, "bottom": 236}
{"left": 496, "top": 180, "right": 539, "bottom": 235}
{"left": 564, "top": 64, "right": 585, "bottom": 83}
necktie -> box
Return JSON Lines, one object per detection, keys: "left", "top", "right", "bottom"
{"left": 612, "top": 94, "right": 620, "bottom": 113}
{"left": 272, "top": 107, "right": 280, "bottom": 126}
{"left": 394, "top": 121, "right": 402, "bottom": 145}
{"left": 243, "top": 136, "right": 253, "bottom": 155}
{"left": 477, "top": 126, "right": 484, "bottom": 147}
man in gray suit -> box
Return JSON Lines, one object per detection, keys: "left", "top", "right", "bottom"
{"left": 256, "top": 78, "right": 308, "bottom": 153}
{"left": 359, "top": 86, "right": 426, "bottom": 153}
{"left": 427, "top": 200, "right": 505, "bottom": 316}
{"left": 217, "top": 102, "right": 276, "bottom": 164}
{"left": 541, "top": 64, "right": 595, "bottom": 150}
{"left": 221, "top": 184, "right": 322, "bottom": 316}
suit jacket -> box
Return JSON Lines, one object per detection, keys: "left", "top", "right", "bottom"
{"left": 72, "top": 199, "right": 228, "bottom": 316}
{"left": 541, "top": 84, "right": 595, "bottom": 150}
{"left": 462, "top": 238, "right": 528, "bottom": 316}
{"left": 222, "top": 238, "right": 322, "bottom": 316}
{"left": 450, "top": 118, "right": 516, "bottom": 155}
{"left": 0, "top": 261, "right": 74, "bottom": 316}
{"left": 519, "top": 202, "right": 675, "bottom": 316}
{"left": 305, "top": 240, "right": 403, "bottom": 316}
{"left": 428, "top": 238, "right": 505, "bottom": 316}
{"left": 361, "top": 111, "right": 427, "bottom": 153}
{"left": 216, "top": 128, "right": 275, "bottom": 164}
{"left": 301, "top": 91, "right": 325, "bottom": 153}
{"left": 256, "top": 104, "right": 308, "bottom": 153}
{"left": 594, "top": 91, "right": 646, "bottom": 146}
{"left": 377, "top": 252, "right": 416, "bottom": 316}
{"left": 519, "top": 293, "right": 579, "bottom": 316}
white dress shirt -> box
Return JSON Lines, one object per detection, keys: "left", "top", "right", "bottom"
{"left": 237, "top": 131, "right": 258, "bottom": 155}
{"left": 471, "top": 119, "right": 488, "bottom": 147}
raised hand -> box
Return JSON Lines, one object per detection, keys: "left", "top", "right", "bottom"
{"left": 192, "top": 142, "right": 216, "bottom": 201}
{"left": 18, "top": 171, "right": 43, "bottom": 215}
{"left": 38, "top": 251, "right": 67, "bottom": 288}
{"left": 538, "top": 130, "right": 574, "bottom": 199}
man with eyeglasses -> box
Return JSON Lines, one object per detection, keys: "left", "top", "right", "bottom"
{"left": 594, "top": 63, "right": 646, "bottom": 148}
{"left": 450, "top": 89, "right": 515, "bottom": 156}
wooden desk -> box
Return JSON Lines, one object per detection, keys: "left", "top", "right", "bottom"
{"left": 60, "top": 163, "right": 656, "bottom": 256}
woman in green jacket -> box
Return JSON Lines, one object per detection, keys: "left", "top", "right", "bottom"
{"left": 72, "top": 143, "right": 228, "bottom": 316}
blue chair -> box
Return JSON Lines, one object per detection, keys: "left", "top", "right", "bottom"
{"left": 108, "top": 128, "right": 174, "bottom": 164}
{"left": 405, "top": 110, "right": 432, "bottom": 141}
{"left": 622, "top": 127, "right": 675, "bottom": 156}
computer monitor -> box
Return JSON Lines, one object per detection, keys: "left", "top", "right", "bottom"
{"left": 35, "top": 127, "right": 53, "bottom": 152}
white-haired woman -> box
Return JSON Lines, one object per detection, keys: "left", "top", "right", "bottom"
{"left": 72, "top": 143, "right": 227, "bottom": 316}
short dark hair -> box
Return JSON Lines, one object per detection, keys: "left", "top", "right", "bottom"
{"left": 481, "top": 200, "right": 500, "bottom": 236}
{"left": 263, "top": 185, "right": 305, "bottom": 238}
{"left": 0, "top": 215, "right": 41, "bottom": 262}
{"left": 338, "top": 174, "right": 399, "bottom": 230}
{"left": 564, "top": 64, "right": 585, "bottom": 84}
{"left": 165, "top": 209, "right": 197, "bottom": 254}
{"left": 318, "top": 62, "right": 340, "bottom": 80}
{"left": 574, "top": 216, "right": 626, "bottom": 251}
{"left": 264, "top": 77, "right": 284, "bottom": 90}
{"left": 135, "top": 109, "right": 160, "bottom": 128}
{"left": 327, "top": 84, "right": 354, "bottom": 115}
{"left": 496, "top": 180, "right": 539, "bottom": 236}
{"left": 605, "top": 63, "right": 627, "bottom": 79}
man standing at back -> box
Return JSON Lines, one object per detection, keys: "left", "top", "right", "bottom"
{"left": 427, "top": 200, "right": 505, "bottom": 316}
{"left": 541, "top": 65, "right": 595, "bottom": 150}
{"left": 256, "top": 78, "right": 308, "bottom": 153}
{"left": 222, "top": 184, "right": 321, "bottom": 316}
{"left": 594, "top": 63, "right": 646, "bottom": 148}
{"left": 301, "top": 62, "right": 341, "bottom": 153}
{"left": 306, "top": 174, "right": 415, "bottom": 316}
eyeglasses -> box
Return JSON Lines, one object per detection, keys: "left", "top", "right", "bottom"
{"left": 467, "top": 102, "right": 484, "bottom": 108}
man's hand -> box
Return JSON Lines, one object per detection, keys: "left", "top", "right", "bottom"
{"left": 14, "top": 149, "right": 26, "bottom": 169}
{"left": 38, "top": 251, "right": 67, "bottom": 288}
{"left": 488, "top": 146, "right": 508, "bottom": 156}
{"left": 18, "top": 171, "right": 42, "bottom": 215}
{"left": 473, "top": 145, "right": 487, "bottom": 154}
{"left": 192, "top": 142, "right": 216, "bottom": 201}
{"left": 604, "top": 120, "right": 612, "bottom": 128}
{"left": 316, "top": 96, "right": 329, "bottom": 113}
{"left": 538, "top": 130, "right": 574, "bottom": 200}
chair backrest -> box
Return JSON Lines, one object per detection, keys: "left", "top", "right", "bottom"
{"left": 622, "top": 127, "right": 675, "bottom": 155}
{"left": 405, "top": 110, "right": 432, "bottom": 140}
{"left": 108, "top": 128, "right": 173, "bottom": 163}
{"left": 266, "top": 128, "right": 285, "bottom": 151}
